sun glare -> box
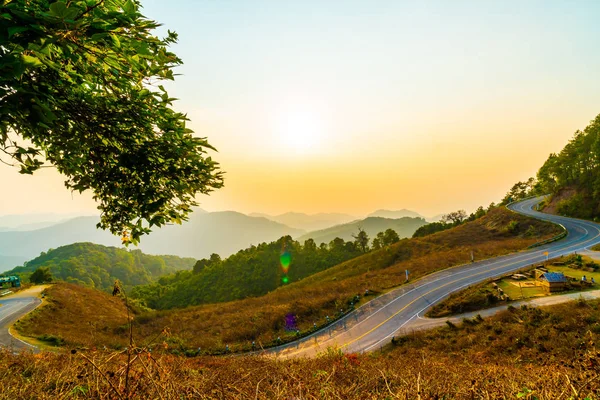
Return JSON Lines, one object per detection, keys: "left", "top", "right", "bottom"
{"left": 275, "top": 109, "right": 324, "bottom": 155}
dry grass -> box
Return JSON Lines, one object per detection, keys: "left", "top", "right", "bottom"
{"left": 4, "top": 299, "right": 600, "bottom": 399}
{"left": 14, "top": 283, "right": 129, "bottom": 348}
{"left": 15, "top": 208, "right": 561, "bottom": 352}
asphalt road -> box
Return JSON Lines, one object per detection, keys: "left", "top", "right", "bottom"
{"left": 0, "top": 288, "right": 43, "bottom": 352}
{"left": 269, "top": 197, "right": 600, "bottom": 358}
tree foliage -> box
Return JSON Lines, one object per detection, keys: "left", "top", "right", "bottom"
{"left": 441, "top": 210, "right": 467, "bottom": 225}
{"left": 352, "top": 228, "right": 369, "bottom": 253}
{"left": 29, "top": 266, "right": 52, "bottom": 284}
{"left": 0, "top": 0, "right": 223, "bottom": 243}
{"left": 130, "top": 235, "right": 363, "bottom": 309}
{"left": 504, "top": 114, "right": 600, "bottom": 219}
{"left": 413, "top": 206, "right": 489, "bottom": 238}
{"left": 6, "top": 242, "right": 195, "bottom": 291}
{"left": 372, "top": 228, "right": 400, "bottom": 250}
{"left": 500, "top": 177, "right": 536, "bottom": 205}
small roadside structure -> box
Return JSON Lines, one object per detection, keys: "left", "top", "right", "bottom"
{"left": 511, "top": 274, "right": 527, "bottom": 280}
{"left": 538, "top": 272, "right": 567, "bottom": 293}
{"left": 0, "top": 275, "right": 20, "bottom": 288}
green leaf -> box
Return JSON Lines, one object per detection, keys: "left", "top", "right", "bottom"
{"left": 8, "top": 26, "right": 28, "bottom": 37}
{"left": 21, "top": 54, "right": 43, "bottom": 68}
{"left": 91, "top": 33, "right": 108, "bottom": 41}
{"left": 110, "top": 33, "right": 120, "bottom": 48}
{"left": 122, "top": 0, "right": 137, "bottom": 15}
{"left": 49, "top": 2, "right": 68, "bottom": 18}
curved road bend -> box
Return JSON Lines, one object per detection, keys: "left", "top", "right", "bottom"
{"left": 0, "top": 287, "right": 44, "bottom": 352}
{"left": 269, "top": 197, "right": 600, "bottom": 358}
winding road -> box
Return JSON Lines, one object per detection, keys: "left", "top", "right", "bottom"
{"left": 2, "top": 198, "right": 600, "bottom": 356}
{"left": 0, "top": 286, "right": 44, "bottom": 352}
{"left": 270, "top": 197, "right": 600, "bottom": 358}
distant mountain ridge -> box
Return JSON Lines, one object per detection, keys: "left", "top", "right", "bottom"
{"left": 0, "top": 211, "right": 304, "bottom": 269}
{"left": 0, "top": 255, "right": 28, "bottom": 273}
{"left": 297, "top": 216, "right": 428, "bottom": 245}
{"left": 0, "top": 208, "right": 433, "bottom": 272}
{"left": 0, "top": 213, "right": 82, "bottom": 230}
{"left": 249, "top": 212, "right": 356, "bottom": 232}
{"left": 368, "top": 209, "right": 426, "bottom": 220}
{"left": 368, "top": 209, "right": 446, "bottom": 222}
{"left": 0, "top": 216, "right": 121, "bottom": 270}
{"left": 137, "top": 211, "right": 304, "bottom": 259}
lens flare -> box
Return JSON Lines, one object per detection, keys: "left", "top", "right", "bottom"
{"left": 285, "top": 313, "right": 297, "bottom": 331}
{"left": 282, "top": 276, "right": 289, "bottom": 284}
{"left": 280, "top": 251, "right": 291, "bottom": 273}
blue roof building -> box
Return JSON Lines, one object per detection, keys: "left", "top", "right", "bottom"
{"left": 539, "top": 272, "right": 566, "bottom": 292}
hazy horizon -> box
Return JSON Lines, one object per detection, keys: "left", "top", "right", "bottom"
{"left": 1, "top": 0, "right": 598, "bottom": 217}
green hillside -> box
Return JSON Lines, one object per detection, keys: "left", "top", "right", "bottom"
{"left": 131, "top": 234, "right": 363, "bottom": 309}
{"left": 3, "top": 243, "right": 196, "bottom": 291}
{"left": 297, "top": 216, "right": 427, "bottom": 245}
{"left": 516, "top": 113, "right": 600, "bottom": 218}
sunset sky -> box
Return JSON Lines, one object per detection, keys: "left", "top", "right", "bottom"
{"left": 2, "top": 0, "right": 600, "bottom": 218}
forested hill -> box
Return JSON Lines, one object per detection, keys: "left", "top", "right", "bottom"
{"left": 131, "top": 234, "right": 367, "bottom": 309}
{"left": 535, "top": 113, "right": 600, "bottom": 218}
{"left": 297, "top": 216, "right": 427, "bottom": 245}
{"left": 3, "top": 243, "right": 195, "bottom": 292}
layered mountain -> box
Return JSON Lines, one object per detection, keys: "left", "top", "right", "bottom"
{"left": 137, "top": 211, "right": 304, "bottom": 259}
{"left": 0, "top": 211, "right": 303, "bottom": 267}
{"left": 249, "top": 212, "right": 356, "bottom": 232}
{"left": 367, "top": 209, "right": 426, "bottom": 220}
{"left": 297, "top": 216, "right": 428, "bottom": 245}
{"left": 0, "top": 217, "right": 121, "bottom": 271}
{"left": 0, "top": 213, "right": 80, "bottom": 231}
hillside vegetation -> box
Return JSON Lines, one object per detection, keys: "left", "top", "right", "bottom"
{"left": 131, "top": 235, "right": 363, "bottom": 309}
{"left": 3, "top": 243, "right": 195, "bottom": 291}
{"left": 7, "top": 295, "right": 600, "bottom": 398}
{"left": 519, "top": 113, "right": 600, "bottom": 219}
{"left": 297, "top": 216, "right": 427, "bottom": 244}
{"left": 17, "top": 207, "right": 561, "bottom": 352}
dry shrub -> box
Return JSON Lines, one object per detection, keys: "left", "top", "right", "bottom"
{"left": 0, "top": 344, "right": 598, "bottom": 399}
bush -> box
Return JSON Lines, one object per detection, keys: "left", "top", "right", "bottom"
{"left": 37, "top": 334, "right": 64, "bottom": 346}
{"left": 506, "top": 220, "right": 519, "bottom": 234}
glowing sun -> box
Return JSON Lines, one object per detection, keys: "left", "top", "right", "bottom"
{"left": 275, "top": 109, "right": 324, "bottom": 154}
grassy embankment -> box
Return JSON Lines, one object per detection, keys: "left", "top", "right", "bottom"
{"left": 427, "top": 254, "right": 600, "bottom": 318}
{"left": 15, "top": 207, "right": 561, "bottom": 352}
{"left": 4, "top": 299, "right": 600, "bottom": 398}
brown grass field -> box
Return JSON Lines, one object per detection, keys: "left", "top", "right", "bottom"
{"left": 3, "top": 299, "right": 600, "bottom": 399}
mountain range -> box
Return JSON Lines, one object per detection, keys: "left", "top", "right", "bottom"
{"left": 0, "top": 207, "right": 436, "bottom": 272}
{"left": 296, "top": 216, "right": 428, "bottom": 245}
{"left": 0, "top": 212, "right": 304, "bottom": 272}
{"left": 249, "top": 212, "right": 356, "bottom": 231}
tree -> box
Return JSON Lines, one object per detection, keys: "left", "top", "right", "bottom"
{"left": 0, "top": 0, "right": 223, "bottom": 244}
{"left": 382, "top": 228, "right": 400, "bottom": 246}
{"left": 441, "top": 210, "right": 467, "bottom": 225}
{"left": 352, "top": 228, "right": 369, "bottom": 253}
{"left": 303, "top": 238, "right": 317, "bottom": 252}
{"left": 467, "top": 206, "right": 487, "bottom": 221}
{"left": 30, "top": 266, "right": 52, "bottom": 284}
{"left": 372, "top": 237, "right": 382, "bottom": 250}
